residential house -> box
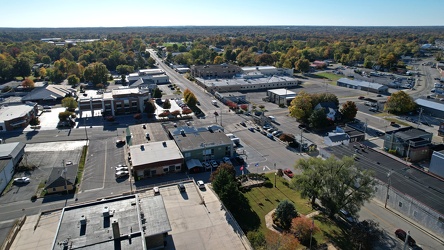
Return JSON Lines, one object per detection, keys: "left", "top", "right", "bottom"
{"left": 45, "top": 164, "right": 78, "bottom": 194}
{"left": 324, "top": 132, "right": 350, "bottom": 147}
{"left": 314, "top": 102, "right": 339, "bottom": 121}
{"left": 0, "top": 142, "right": 25, "bottom": 194}
{"left": 383, "top": 127, "right": 433, "bottom": 162}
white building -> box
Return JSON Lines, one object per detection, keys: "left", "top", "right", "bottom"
{"left": 0, "top": 142, "right": 25, "bottom": 193}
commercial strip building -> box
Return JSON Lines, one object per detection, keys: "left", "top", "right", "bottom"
{"left": 0, "top": 142, "right": 25, "bottom": 194}
{"left": 78, "top": 88, "right": 150, "bottom": 117}
{"left": 383, "top": 126, "right": 433, "bottom": 162}
{"left": 337, "top": 78, "right": 389, "bottom": 94}
{"left": 21, "top": 84, "right": 76, "bottom": 104}
{"left": 127, "top": 68, "right": 169, "bottom": 85}
{"left": 168, "top": 124, "right": 233, "bottom": 164}
{"left": 129, "top": 140, "right": 184, "bottom": 179}
{"left": 415, "top": 98, "right": 444, "bottom": 117}
{"left": 266, "top": 88, "right": 297, "bottom": 105}
{"left": 51, "top": 194, "right": 172, "bottom": 250}
{"left": 0, "top": 102, "right": 38, "bottom": 131}
{"left": 192, "top": 64, "right": 300, "bottom": 93}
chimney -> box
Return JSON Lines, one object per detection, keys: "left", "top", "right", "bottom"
{"left": 112, "top": 220, "right": 120, "bottom": 239}
{"left": 180, "top": 129, "right": 185, "bottom": 136}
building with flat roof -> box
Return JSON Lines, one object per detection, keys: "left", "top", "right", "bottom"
{"left": 129, "top": 140, "right": 184, "bottom": 179}
{"left": 168, "top": 125, "right": 233, "bottom": 163}
{"left": 429, "top": 150, "right": 444, "bottom": 178}
{"left": 242, "top": 66, "right": 293, "bottom": 76}
{"left": 0, "top": 142, "right": 25, "bottom": 194}
{"left": 78, "top": 88, "right": 150, "bottom": 117}
{"left": 0, "top": 103, "right": 38, "bottom": 131}
{"left": 51, "top": 194, "right": 171, "bottom": 250}
{"left": 383, "top": 126, "right": 433, "bottom": 162}
{"left": 191, "top": 64, "right": 242, "bottom": 78}
{"left": 196, "top": 75, "right": 300, "bottom": 93}
{"left": 337, "top": 78, "right": 389, "bottom": 94}
{"left": 266, "top": 88, "right": 297, "bottom": 105}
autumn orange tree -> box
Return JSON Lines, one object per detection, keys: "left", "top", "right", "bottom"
{"left": 22, "top": 78, "right": 34, "bottom": 88}
{"left": 265, "top": 231, "right": 300, "bottom": 250}
{"left": 290, "top": 216, "right": 319, "bottom": 244}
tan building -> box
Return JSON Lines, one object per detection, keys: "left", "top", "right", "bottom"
{"left": 130, "top": 140, "right": 184, "bottom": 179}
{"left": 78, "top": 88, "right": 150, "bottom": 117}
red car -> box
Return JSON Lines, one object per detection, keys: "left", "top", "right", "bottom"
{"left": 284, "top": 169, "right": 294, "bottom": 178}
{"left": 358, "top": 96, "right": 365, "bottom": 100}
{"left": 395, "top": 229, "right": 415, "bottom": 246}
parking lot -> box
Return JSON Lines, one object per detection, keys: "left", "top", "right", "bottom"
{"left": 0, "top": 141, "right": 84, "bottom": 203}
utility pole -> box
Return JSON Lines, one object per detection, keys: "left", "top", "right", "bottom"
{"left": 384, "top": 170, "right": 392, "bottom": 208}
{"left": 63, "top": 160, "right": 69, "bottom": 195}
{"left": 406, "top": 141, "right": 412, "bottom": 163}
{"left": 403, "top": 230, "right": 410, "bottom": 250}
{"left": 416, "top": 108, "right": 423, "bottom": 129}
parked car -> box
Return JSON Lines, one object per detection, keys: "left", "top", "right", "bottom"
{"left": 369, "top": 107, "right": 377, "bottom": 112}
{"left": 177, "top": 183, "right": 186, "bottom": 192}
{"left": 395, "top": 229, "right": 416, "bottom": 246}
{"left": 272, "top": 130, "right": 282, "bottom": 136}
{"left": 115, "top": 171, "right": 129, "bottom": 178}
{"left": 210, "top": 160, "right": 218, "bottom": 168}
{"left": 298, "top": 124, "right": 306, "bottom": 129}
{"left": 115, "top": 166, "right": 129, "bottom": 172}
{"left": 14, "top": 177, "right": 30, "bottom": 183}
{"left": 339, "top": 209, "right": 357, "bottom": 224}
{"left": 266, "top": 133, "right": 274, "bottom": 140}
{"left": 153, "top": 186, "right": 160, "bottom": 195}
{"left": 196, "top": 180, "right": 205, "bottom": 190}
{"left": 202, "top": 162, "right": 211, "bottom": 170}
{"left": 222, "top": 157, "right": 233, "bottom": 165}
{"left": 240, "top": 122, "right": 246, "bottom": 127}
{"left": 145, "top": 133, "right": 150, "bottom": 139}
{"left": 116, "top": 139, "right": 125, "bottom": 146}
{"left": 283, "top": 169, "right": 294, "bottom": 178}
{"left": 358, "top": 96, "right": 365, "bottom": 100}
{"left": 142, "top": 124, "right": 146, "bottom": 129}
{"left": 248, "top": 127, "right": 255, "bottom": 132}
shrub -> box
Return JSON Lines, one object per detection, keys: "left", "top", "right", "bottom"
{"left": 290, "top": 216, "right": 319, "bottom": 244}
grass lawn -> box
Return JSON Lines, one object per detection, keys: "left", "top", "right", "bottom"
{"left": 384, "top": 117, "right": 410, "bottom": 126}
{"left": 236, "top": 173, "right": 347, "bottom": 248}
{"left": 314, "top": 72, "right": 342, "bottom": 83}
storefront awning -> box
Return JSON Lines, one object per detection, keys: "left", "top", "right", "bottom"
{"left": 186, "top": 159, "right": 203, "bottom": 170}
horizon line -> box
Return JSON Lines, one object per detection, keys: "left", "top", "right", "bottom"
{"left": 1, "top": 25, "right": 444, "bottom": 29}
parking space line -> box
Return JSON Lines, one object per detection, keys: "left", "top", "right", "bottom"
{"left": 102, "top": 141, "right": 108, "bottom": 189}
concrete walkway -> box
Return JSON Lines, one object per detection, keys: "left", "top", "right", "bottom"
{"left": 264, "top": 209, "right": 337, "bottom": 250}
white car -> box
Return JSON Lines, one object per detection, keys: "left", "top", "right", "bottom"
{"left": 210, "top": 160, "right": 218, "bottom": 168}
{"left": 202, "top": 162, "right": 211, "bottom": 170}
{"left": 153, "top": 186, "right": 160, "bottom": 195}
{"left": 115, "top": 171, "right": 129, "bottom": 178}
{"left": 14, "top": 177, "right": 30, "bottom": 183}
{"left": 115, "top": 166, "right": 129, "bottom": 172}
{"left": 196, "top": 180, "right": 205, "bottom": 189}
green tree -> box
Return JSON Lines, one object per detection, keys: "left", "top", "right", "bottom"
{"left": 41, "top": 55, "right": 51, "bottom": 64}
{"left": 295, "top": 58, "right": 310, "bottom": 73}
{"left": 162, "top": 99, "right": 171, "bottom": 109}
{"left": 152, "top": 88, "right": 162, "bottom": 98}
{"left": 61, "top": 97, "right": 78, "bottom": 111}
{"left": 274, "top": 200, "right": 298, "bottom": 230}
{"left": 211, "top": 164, "right": 244, "bottom": 211}
{"left": 183, "top": 89, "right": 197, "bottom": 107}
{"left": 289, "top": 91, "right": 313, "bottom": 124}
{"left": 213, "top": 55, "right": 224, "bottom": 64}
{"left": 116, "top": 65, "right": 134, "bottom": 74}
{"left": 84, "top": 62, "right": 109, "bottom": 85}
{"left": 58, "top": 111, "right": 74, "bottom": 121}
{"left": 385, "top": 91, "right": 416, "bottom": 114}
{"left": 340, "top": 101, "right": 358, "bottom": 121}
{"left": 291, "top": 156, "right": 375, "bottom": 217}
{"left": 14, "top": 58, "right": 31, "bottom": 79}
{"left": 147, "top": 57, "right": 156, "bottom": 68}
{"left": 144, "top": 100, "right": 156, "bottom": 116}
{"left": 67, "top": 74, "right": 80, "bottom": 86}
{"left": 39, "top": 67, "right": 47, "bottom": 79}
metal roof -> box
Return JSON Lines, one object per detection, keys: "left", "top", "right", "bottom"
{"left": 337, "top": 78, "right": 388, "bottom": 90}
{"left": 415, "top": 98, "right": 444, "bottom": 111}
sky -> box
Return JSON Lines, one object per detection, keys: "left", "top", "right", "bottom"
{"left": 1, "top": 0, "right": 443, "bottom": 28}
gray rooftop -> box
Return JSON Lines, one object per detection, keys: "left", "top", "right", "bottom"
{"left": 415, "top": 98, "right": 444, "bottom": 111}
{"left": 129, "top": 140, "right": 183, "bottom": 167}
{"left": 267, "top": 88, "right": 297, "bottom": 96}
{"left": 52, "top": 194, "right": 171, "bottom": 250}
{"left": 0, "top": 142, "right": 24, "bottom": 159}
{"left": 170, "top": 125, "right": 232, "bottom": 152}
{"left": 338, "top": 78, "right": 388, "bottom": 90}
{"left": 390, "top": 127, "right": 432, "bottom": 141}
{"left": 198, "top": 75, "right": 297, "bottom": 88}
